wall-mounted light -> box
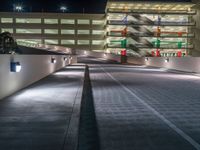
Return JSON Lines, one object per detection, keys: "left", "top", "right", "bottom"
{"left": 45, "top": 45, "right": 49, "bottom": 49}
{"left": 84, "top": 51, "right": 87, "bottom": 55}
{"left": 54, "top": 46, "right": 58, "bottom": 51}
{"left": 145, "top": 57, "right": 149, "bottom": 62}
{"left": 51, "top": 58, "right": 57, "bottom": 64}
{"left": 165, "top": 58, "right": 169, "bottom": 63}
{"left": 65, "top": 48, "right": 69, "bottom": 53}
{"left": 63, "top": 57, "right": 68, "bottom": 61}
{"left": 10, "top": 62, "right": 21, "bottom": 72}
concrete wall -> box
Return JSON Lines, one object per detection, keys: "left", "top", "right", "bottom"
{"left": 192, "top": 2, "right": 200, "bottom": 56}
{"left": 128, "top": 57, "right": 200, "bottom": 73}
{"left": 76, "top": 50, "right": 121, "bottom": 62}
{"left": 77, "top": 50, "right": 200, "bottom": 73}
{"left": 18, "top": 46, "right": 66, "bottom": 55}
{"left": 0, "top": 54, "right": 76, "bottom": 100}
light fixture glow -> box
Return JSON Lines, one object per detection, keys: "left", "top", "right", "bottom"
{"left": 54, "top": 46, "right": 58, "bottom": 50}
{"left": 63, "top": 57, "right": 68, "bottom": 61}
{"left": 60, "top": 6, "right": 68, "bottom": 12}
{"left": 10, "top": 62, "right": 22, "bottom": 72}
{"left": 51, "top": 58, "right": 57, "bottom": 64}
{"left": 45, "top": 45, "right": 49, "bottom": 49}
{"left": 165, "top": 58, "right": 169, "bottom": 63}
{"left": 16, "top": 65, "right": 22, "bottom": 72}
{"left": 14, "top": 4, "right": 23, "bottom": 12}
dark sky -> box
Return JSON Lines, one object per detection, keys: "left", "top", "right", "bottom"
{"left": 0, "top": 0, "right": 107, "bottom": 13}
{"left": 0, "top": 0, "right": 192, "bottom": 13}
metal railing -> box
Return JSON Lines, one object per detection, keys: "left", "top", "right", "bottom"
{"left": 107, "top": 8, "right": 197, "bottom": 15}
{"left": 108, "top": 20, "right": 196, "bottom": 26}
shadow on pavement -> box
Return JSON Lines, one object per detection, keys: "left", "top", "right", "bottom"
{"left": 77, "top": 65, "right": 100, "bottom": 150}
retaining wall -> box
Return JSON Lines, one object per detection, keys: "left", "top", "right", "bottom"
{"left": 0, "top": 54, "right": 76, "bottom": 99}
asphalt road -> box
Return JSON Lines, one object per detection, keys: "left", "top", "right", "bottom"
{"left": 79, "top": 56, "right": 200, "bottom": 150}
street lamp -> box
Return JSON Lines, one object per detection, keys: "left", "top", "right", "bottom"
{"left": 60, "top": 6, "right": 67, "bottom": 13}
{"left": 14, "top": 4, "right": 23, "bottom": 12}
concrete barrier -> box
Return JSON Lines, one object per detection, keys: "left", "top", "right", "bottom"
{"left": 76, "top": 50, "right": 200, "bottom": 73}
{"left": 127, "top": 57, "right": 200, "bottom": 73}
{"left": 0, "top": 54, "right": 77, "bottom": 99}
{"left": 18, "top": 42, "right": 74, "bottom": 54}
{"left": 76, "top": 50, "right": 121, "bottom": 63}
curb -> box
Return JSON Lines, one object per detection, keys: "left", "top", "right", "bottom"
{"left": 62, "top": 65, "right": 86, "bottom": 150}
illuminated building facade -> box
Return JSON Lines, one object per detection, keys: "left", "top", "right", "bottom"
{"left": 0, "top": 13, "right": 106, "bottom": 52}
{"left": 0, "top": 0, "right": 200, "bottom": 57}
{"left": 106, "top": 0, "right": 196, "bottom": 57}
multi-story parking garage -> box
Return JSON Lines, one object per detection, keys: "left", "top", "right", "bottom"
{"left": 106, "top": 1, "right": 195, "bottom": 57}
{"left": 2, "top": 1, "right": 200, "bottom": 150}
{"left": 0, "top": 13, "right": 106, "bottom": 52}
{"left": 0, "top": 0, "right": 200, "bottom": 57}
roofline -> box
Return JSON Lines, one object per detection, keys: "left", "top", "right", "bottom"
{"left": 107, "top": 0, "right": 193, "bottom": 3}
{"left": 106, "top": 0, "right": 195, "bottom": 6}
{"left": 106, "top": 0, "right": 196, "bottom": 12}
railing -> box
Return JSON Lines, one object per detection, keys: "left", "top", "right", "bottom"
{"left": 107, "top": 32, "right": 194, "bottom": 38}
{"left": 107, "top": 8, "right": 197, "bottom": 15}
{"left": 154, "top": 21, "right": 196, "bottom": 26}
{"left": 17, "top": 41, "right": 73, "bottom": 54}
{"left": 108, "top": 20, "right": 196, "bottom": 26}
{"left": 133, "top": 43, "right": 194, "bottom": 49}
{"left": 107, "top": 44, "right": 194, "bottom": 49}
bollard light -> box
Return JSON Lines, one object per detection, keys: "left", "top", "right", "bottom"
{"left": 10, "top": 62, "right": 21, "bottom": 72}
{"left": 145, "top": 57, "right": 149, "bottom": 62}
{"left": 51, "top": 58, "right": 57, "bottom": 64}
{"left": 165, "top": 58, "right": 169, "bottom": 63}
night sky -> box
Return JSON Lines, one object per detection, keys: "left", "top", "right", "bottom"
{"left": 0, "top": 0, "right": 192, "bottom": 13}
